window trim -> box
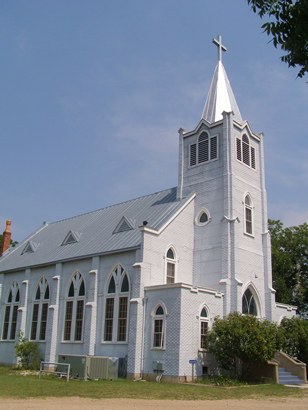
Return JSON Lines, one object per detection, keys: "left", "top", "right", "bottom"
{"left": 62, "top": 272, "right": 85, "bottom": 343}
{"left": 2, "top": 282, "right": 20, "bottom": 341}
{"left": 195, "top": 208, "right": 211, "bottom": 227}
{"left": 165, "top": 247, "right": 177, "bottom": 284}
{"left": 103, "top": 265, "right": 130, "bottom": 344}
{"left": 30, "top": 277, "right": 50, "bottom": 341}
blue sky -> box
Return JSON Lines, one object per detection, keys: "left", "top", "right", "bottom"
{"left": 0, "top": 0, "right": 307, "bottom": 241}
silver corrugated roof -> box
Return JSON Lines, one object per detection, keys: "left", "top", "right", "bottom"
{"left": 0, "top": 187, "right": 193, "bottom": 272}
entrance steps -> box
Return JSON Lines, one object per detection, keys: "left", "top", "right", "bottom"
{"left": 278, "top": 366, "right": 306, "bottom": 385}
{"left": 275, "top": 351, "right": 307, "bottom": 385}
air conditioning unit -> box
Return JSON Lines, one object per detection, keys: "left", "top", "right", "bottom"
{"left": 87, "top": 356, "right": 118, "bottom": 380}
{"left": 58, "top": 354, "right": 118, "bottom": 380}
{"left": 58, "top": 354, "right": 87, "bottom": 379}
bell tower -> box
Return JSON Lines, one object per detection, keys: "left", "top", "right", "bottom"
{"left": 177, "top": 36, "right": 275, "bottom": 319}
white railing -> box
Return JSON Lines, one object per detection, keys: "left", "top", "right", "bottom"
{"left": 39, "top": 361, "right": 70, "bottom": 382}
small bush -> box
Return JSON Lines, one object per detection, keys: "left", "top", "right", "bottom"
{"left": 15, "top": 332, "right": 41, "bottom": 370}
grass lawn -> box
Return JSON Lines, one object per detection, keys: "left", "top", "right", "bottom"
{"left": 0, "top": 367, "right": 307, "bottom": 401}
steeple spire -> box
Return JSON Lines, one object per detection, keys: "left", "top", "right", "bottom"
{"left": 202, "top": 35, "right": 243, "bottom": 124}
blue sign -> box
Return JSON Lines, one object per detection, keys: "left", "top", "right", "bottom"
{"left": 189, "top": 359, "right": 197, "bottom": 365}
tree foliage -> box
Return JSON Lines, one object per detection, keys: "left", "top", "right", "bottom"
{"left": 269, "top": 219, "right": 308, "bottom": 314}
{"left": 247, "top": 0, "right": 308, "bottom": 78}
{"left": 207, "top": 314, "right": 308, "bottom": 380}
{"left": 280, "top": 317, "right": 308, "bottom": 365}
{"left": 15, "top": 332, "right": 41, "bottom": 370}
{"left": 207, "top": 313, "right": 282, "bottom": 377}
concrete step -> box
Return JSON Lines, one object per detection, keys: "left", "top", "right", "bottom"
{"left": 278, "top": 367, "right": 306, "bottom": 385}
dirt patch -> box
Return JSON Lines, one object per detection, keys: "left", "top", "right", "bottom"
{"left": 1, "top": 397, "right": 308, "bottom": 410}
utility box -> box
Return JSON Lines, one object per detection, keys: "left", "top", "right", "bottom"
{"left": 153, "top": 361, "right": 164, "bottom": 372}
{"left": 58, "top": 355, "right": 118, "bottom": 380}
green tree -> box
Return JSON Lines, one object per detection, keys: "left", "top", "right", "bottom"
{"left": 269, "top": 219, "right": 308, "bottom": 314}
{"left": 280, "top": 317, "right": 308, "bottom": 366}
{"left": 207, "top": 313, "right": 281, "bottom": 378}
{"left": 247, "top": 0, "right": 308, "bottom": 78}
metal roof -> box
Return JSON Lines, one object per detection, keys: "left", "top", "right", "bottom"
{"left": 0, "top": 188, "right": 194, "bottom": 272}
{"left": 202, "top": 61, "right": 243, "bottom": 124}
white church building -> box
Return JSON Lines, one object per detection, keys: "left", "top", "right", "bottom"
{"left": 0, "top": 36, "right": 296, "bottom": 381}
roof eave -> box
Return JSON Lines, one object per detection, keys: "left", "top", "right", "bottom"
{"left": 0, "top": 245, "right": 141, "bottom": 274}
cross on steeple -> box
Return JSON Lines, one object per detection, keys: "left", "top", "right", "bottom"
{"left": 212, "top": 35, "right": 227, "bottom": 62}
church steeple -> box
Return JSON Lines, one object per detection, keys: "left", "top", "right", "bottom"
{"left": 202, "top": 35, "right": 242, "bottom": 124}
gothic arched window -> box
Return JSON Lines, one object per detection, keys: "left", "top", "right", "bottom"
{"left": 200, "top": 306, "right": 209, "bottom": 350}
{"left": 166, "top": 247, "right": 176, "bottom": 284}
{"left": 153, "top": 304, "right": 166, "bottom": 349}
{"left": 2, "top": 282, "right": 20, "bottom": 340}
{"left": 242, "top": 288, "right": 258, "bottom": 316}
{"left": 236, "top": 134, "right": 256, "bottom": 169}
{"left": 30, "top": 277, "right": 50, "bottom": 341}
{"left": 189, "top": 132, "right": 218, "bottom": 167}
{"left": 104, "top": 265, "right": 130, "bottom": 343}
{"left": 63, "top": 272, "right": 85, "bottom": 341}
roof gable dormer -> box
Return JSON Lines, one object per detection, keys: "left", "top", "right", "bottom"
{"left": 62, "top": 230, "right": 81, "bottom": 245}
{"left": 22, "top": 240, "right": 39, "bottom": 255}
{"left": 113, "top": 216, "right": 134, "bottom": 234}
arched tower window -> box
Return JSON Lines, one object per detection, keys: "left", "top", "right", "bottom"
{"left": 63, "top": 272, "right": 85, "bottom": 342}
{"left": 244, "top": 194, "right": 253, "bottom": 235}
{"left": 30, "top": 277, "right": 50, "bottom": 341}
{"left": 189, "top": 131, "right": 218, "bottom": 167}
{"left": 166, "top": 247, "right": 176, "bottom": 284}
{"left": 242, "top": 288, "right": 258, "bottom": 316}
{"left": 104, "top": 265, "right": 130, "bottom": 343}
{"left": 152, "top": 304, "right": 166, "bottom": 349}
{"left": 2, "top": 282, "right": 20, "bottom": 340}
{"left": 200, "top": 306, "right": 209, "bottom": 350}
{"left": 236, "top": 134, "right": 256, "bottom": 169}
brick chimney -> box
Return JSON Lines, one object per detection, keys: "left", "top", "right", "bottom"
{"left": 0, "top": 220, "right": 12, "bottom": 256}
